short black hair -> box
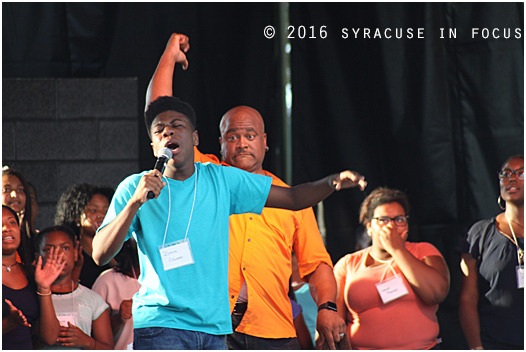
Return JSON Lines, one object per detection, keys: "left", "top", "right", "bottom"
{"left": 34, "top": 225, "right": 77, "bottom": 256}
{"left": 144, "top": 96, "right": 197, "bottom": 140}
{"left": 500, "top": 155, "right": 524, "bottom": 171}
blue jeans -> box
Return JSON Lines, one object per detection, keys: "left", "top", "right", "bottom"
{"left": 134, "top": 327, "right": 227, "bottom": 350}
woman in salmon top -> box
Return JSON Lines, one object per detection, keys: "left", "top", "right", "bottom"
{"left": 334, "top": 187, "right": 450, "bottom": 349}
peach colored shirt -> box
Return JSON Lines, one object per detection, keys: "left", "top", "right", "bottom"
{"left": 334, "top": 242, "right": 443, "bottom": 350}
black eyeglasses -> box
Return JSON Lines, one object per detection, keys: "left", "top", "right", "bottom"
{"left": 498, "top": 168, "right": 524, "bottom": 180}
{"left": 371, "top": 216, "right": 409, "bottom": 227}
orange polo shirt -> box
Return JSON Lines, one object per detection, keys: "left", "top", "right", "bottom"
{"left": 193, "top": 146, "right": 219, "bottom": 164}
{"left": 226, "top": 168, "right": 332, "bottom": 338}
{"left": 194, "top": 148, "right": 332, "bottom": 338}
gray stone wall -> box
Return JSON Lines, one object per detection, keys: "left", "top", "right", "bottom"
{"left": 2, "top": 78, "right": 140, "bottom": 230}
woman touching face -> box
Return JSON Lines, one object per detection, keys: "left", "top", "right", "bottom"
{"left": 367, "top": 201, "right": 409, "bottom": 254}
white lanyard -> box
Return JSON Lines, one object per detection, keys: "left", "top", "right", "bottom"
{"left": 158, "top": 169, "right": 197, "bottom": 271}
{"left": 369, "top": 249, "right": 409, "bottom": 304}
{"left": 505, "top": 213, "right": 524, "bottom": 266}
{"left": 160, "top": 169, "right": 197, "bottom": 246}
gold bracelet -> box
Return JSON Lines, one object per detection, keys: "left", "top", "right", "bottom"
{"left": 36, "top": 291, "right": 52, "bottom": 296}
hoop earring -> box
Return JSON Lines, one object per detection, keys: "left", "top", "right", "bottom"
{"left": 265, "top": 146, "right": 269, "bottom": 152}
{"left": 497, "top": 196, "right": 506, "bottom": 210}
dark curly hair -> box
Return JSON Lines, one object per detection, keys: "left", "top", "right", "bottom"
{"left": 2, "top": 205, "right": 35, "bottom": 280}
{"left": 144, "top": 96, "right": 197, "bottom": 140}
{"left": 54, "top": 183, "right": 114, "bottom": 239}
{"left": 359, "top": 187, "right": 410, "bottom": 226}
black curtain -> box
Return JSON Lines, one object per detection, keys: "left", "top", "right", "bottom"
{"left": 290, "top": 2, "right": 523, "bottom": 262}
{"left": 3, "top": 4, "right": 524, "bottom": 348}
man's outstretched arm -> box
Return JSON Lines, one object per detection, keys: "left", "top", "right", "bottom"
{"left": 265, "top": 170, "right": 367, "bottom": 211}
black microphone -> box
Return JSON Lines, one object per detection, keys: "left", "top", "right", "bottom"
{"left": 147, "top": 147, "right": 173, "bottom": 199}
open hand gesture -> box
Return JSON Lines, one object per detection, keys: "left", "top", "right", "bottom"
{"left": 4, "top": 299, "right": 31, "bottom": 328}
{"left": 35, "top": 247, "right": 65, "bottom": 293}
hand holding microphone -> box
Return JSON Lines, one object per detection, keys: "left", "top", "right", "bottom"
{"left": 146, "top": 147, "right": 173, "bottom": 200}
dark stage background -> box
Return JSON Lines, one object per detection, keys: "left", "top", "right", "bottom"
{"left": 3, "top": 3, "right": 524, "bottom": 349}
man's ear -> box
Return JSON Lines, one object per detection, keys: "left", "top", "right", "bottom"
{"left": 193, "top": 130, "right": 199, "bottom": 146}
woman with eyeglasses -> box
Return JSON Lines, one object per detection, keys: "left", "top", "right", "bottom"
{"left": 334, "top": 187, "right": 450, "bottom": 349}
{"left": 458, "top": 155, "right": 524, "bottom": 350}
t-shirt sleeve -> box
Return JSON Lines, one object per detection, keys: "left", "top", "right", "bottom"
{"left": 223, "top": 166, "right": 272, "bottom": 215}
{"left": 455, "top": 219, "right": 491, "bottom": 260}
{"left": 98, "top": 174, "right": 141, "bottom": 241}
{"left": 333, "top": 255, "right": 350, "bottom": 289}
{"left": 89, "top": 289, "right": 110, "bottom": 321}
{"left": 294, "top": 207, "right": 333, "bottom": 279}
{"left": 290, "top": 298, "right": 302, "bottom": 319}
{"left": 410, "top": 242, "right": 444, "bottom": 260}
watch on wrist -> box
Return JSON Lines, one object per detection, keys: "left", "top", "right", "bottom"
{"left": 318, "top": 301, "right": 338, "bottom": 312}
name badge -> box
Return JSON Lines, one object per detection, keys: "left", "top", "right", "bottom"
{"left": 159, "top": 239, "right": 195, "bottom": 271}
{"left": 375, "top": 275, "right": 409, "bottom": 304}
{"left": 57, "top": 313, "right": 76, "bottom": 327}
{"left": 516, "top": 265, "right": 524, "bottom": 289}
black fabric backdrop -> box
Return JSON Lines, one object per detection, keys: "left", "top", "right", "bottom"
{"left": 3, "top": 3, "right": 524, "bottom": 348}
{"left": 290, "top": 2, "right": 523, "bottom": 262}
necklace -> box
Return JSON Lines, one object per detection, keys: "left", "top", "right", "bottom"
{"left": 368, "top": 249, "right": 393, "bottom": 264}
{"left": 2, "top": 263, "right": 17, "bottom": 272}
{"left": 505, "top": 213, "right": 524, "bottom": 265}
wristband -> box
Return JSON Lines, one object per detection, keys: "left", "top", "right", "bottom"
{"left": 36, "top": 291, "right": 52, "bottom": 296}
{"left": 318, "top": 301, "right": 338, "bottom": 312}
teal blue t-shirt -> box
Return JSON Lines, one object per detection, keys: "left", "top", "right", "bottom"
{"left": 99, "top": 162, "right": 272, "bottom": 335}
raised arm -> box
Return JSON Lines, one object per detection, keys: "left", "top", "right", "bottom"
{"left": 92, "top": 169, "right": 165, "bottom": 265}
{"left": 34, "top": 249, "right": 65, "bottom": 346}
{"left": 145, "top": 33, "right": 190, "bottom": 110}
{"left": 265, "top": 170, "right": 366, "bottom": 211}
